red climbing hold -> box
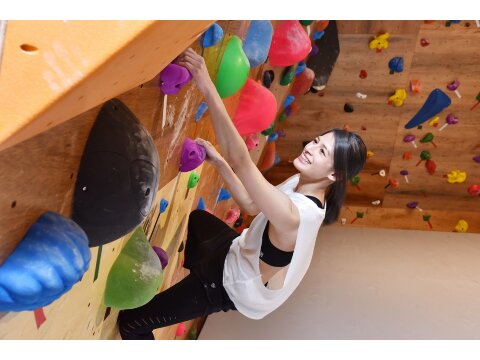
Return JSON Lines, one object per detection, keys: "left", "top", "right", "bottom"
{"left": 268, "top": 21, "right": 311, "bottom": 67}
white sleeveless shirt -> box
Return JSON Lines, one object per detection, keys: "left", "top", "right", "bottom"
{"left": 222, "top": 174, "right": 326, "bottom": 319}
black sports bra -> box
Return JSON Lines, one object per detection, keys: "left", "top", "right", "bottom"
{"left": 259, "top": 195, "right": 324, "bottom": 268}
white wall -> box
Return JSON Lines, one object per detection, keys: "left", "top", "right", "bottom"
{"left": 199, "top": 226, "right": 480, "bottom": 339}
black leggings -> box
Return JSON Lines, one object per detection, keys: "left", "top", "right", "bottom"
{"left": 117, "top": 209, "right": 238, "bottom": 340}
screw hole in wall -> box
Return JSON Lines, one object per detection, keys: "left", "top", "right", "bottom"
{"left": 11, "top": 201, "right": 16, "bottom": 208}
{"left": 20, "top": 44, "right": 39, "bottom": 54}
{"left": 70, "top": 173, "right": 74, "bottom": 179}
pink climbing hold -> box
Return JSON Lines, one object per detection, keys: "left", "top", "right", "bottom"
{"left": 290, "top": 68, "right": 315, "bottom": 95}
{"left": 245, "top": 133, "right": 259, "bottom": 150}
{"left": 176, "top": 322, "right": 186, "bottom": 337}
{"left": 224, "top": 208, "right": 241, "bottom": 225}
{"left": 233, "top": 79, "right": 277, "bottom": 136}
{"left": 268, "top": 20, "right": 312, "bottom": 67}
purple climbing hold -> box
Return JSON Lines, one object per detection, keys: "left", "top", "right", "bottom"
{"left": 152, "top": 246, "right": 169, "bottom": 269}
{"left": 158, "top": 63, "right": 192, "bottom": 95}
{"left": 473, "top": 156, "right": 480, "bottom": 163}
{"left": 179, "top": 138, "right": 206, "bottom": 172}
{"left": 310, "top": 44, "right": 319, "bottom": 56}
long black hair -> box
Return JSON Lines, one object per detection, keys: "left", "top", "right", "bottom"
{"left": 322, "top": 128, "right": 366, "bottom": 224}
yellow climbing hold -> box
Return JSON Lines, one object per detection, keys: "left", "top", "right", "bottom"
{"left": 428, "top": 116, "right": 440, "bottom": 126}
{"left": 455, "top": 219, "right": 468, "bottom": 233}
{"left": 367, "top": 150, "right": 375, "bottom": 159}
{"left": 369, "top": 32, "right": 389, "bottom": 52}
{"left": 446, "top": 170, "right": 467, "bottom": 183}
{"left": 388, "top": 89, "right": 407, "bottom": 107}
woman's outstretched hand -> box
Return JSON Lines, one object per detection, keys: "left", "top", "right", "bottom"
{"left": 195, "top": 138, "right": 224, "bottom": 166}
{"left": 176, "top": 48, "right": 214, "bottom": 96}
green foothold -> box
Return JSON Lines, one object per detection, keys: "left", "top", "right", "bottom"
{"left": 351, "top": 176, "right": 360, "bottom": 185}
{"left": 420, "top": 150, "right": 431, "bottom": 160}
{"left": 261, "top": 123, "right": 275, "bottom": 135}
{"left": 280, "top": 65, "right": 296, "bottom": 86}
{"left": 188, "top": 328, "right": 198, "bottom": 340}
{"left": 299, "top": 20, "right": 314, "bottom": 26}
{"left": 104, "top": 227, "right": 163, "bottom": 309}
{"left": 356, "top": 211, "right": 364, "bottom": 218}
{"left": 187, "top": 172, "right": 200, "bottom": 189}
{"left": 278, "top": 112, "right": 287, "bottom": 123}
{"left": 420, "top": 132, "right": 434, "bottom": 143}
{"left": 215, "top": 36, "right": 250, "bottom": 98}
{"left": 423, "top": 214, "right": 431, "bottom": 221}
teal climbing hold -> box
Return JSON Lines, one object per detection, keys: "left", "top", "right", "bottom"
{"left": 283, "top": 95, "right": 295, "bottom": 109}
{"left": 201, "top": 23, "right": 224, "bottom": 48}
{"left": 0, "top": 212, "right": 91, "bottom": 312}
{"left": 197, "top": 197, "right": 206, "bottom": 210}
{"left": 217, "top": 188, "right": 231, "bottom": 202}
{"left": 159, "top": 199, "right": 169, "bottom": 213}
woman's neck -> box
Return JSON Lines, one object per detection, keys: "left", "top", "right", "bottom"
{"left": 294, "top": 174, "right": 330, "bottom": 203}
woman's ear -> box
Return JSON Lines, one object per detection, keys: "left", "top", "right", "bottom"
{"left": 327, "top": 173, "right": 336, "bottom": 183}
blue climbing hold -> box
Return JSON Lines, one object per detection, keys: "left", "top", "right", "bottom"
{"left": 295, "top": 61, "right": 306, "bottom": 76}
{"left": 274, "top": 153, "right": 281, "bottom": 166}
{"left": 283, "top": 95, "right": 295, "bottom": 109}
{"left": 243, "top": 20, "right": 273, "bottom": 68}
{"left": 201, "top": 23, "right": 224, "bottom": 48}
{"left": 313, "top": 31, "right": 325, "bottom": 41}
{"left": 388, "top": 57, "right": 404, "bottom": 74}
{"left": 197, "top": 197, "right": 206, "bottom": 210}
{"left": 0, "top": 212, "right": 91, "bottom": 312}
{"left": 217, "top": 188, "right": 231, "bottom": 202}
{"left": 268, "top": 133, "right": 279, "bottom": 142}
{"left": 404, "top": 89, "right": 451, "bottom": 129}
{"left": 195, "top": 102, "right": 208, "bottom": 122}
{"left": 159, "top": 199, "right": 169, "bottom": 213}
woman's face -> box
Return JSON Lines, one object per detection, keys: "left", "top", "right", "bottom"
{"left": 293, "top": 132, "right": 336, "bottom": 183}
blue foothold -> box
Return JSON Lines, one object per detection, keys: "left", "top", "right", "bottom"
{"left": 313, "top": 31, "right": 325, "bottom": 41}
{"left": 197, "top": 197, "right": 206, "bottom": 210}
{"left": 159, "top": 199, "right": 169, "bottom": 213}
{"left": 283, "top": 95, "right": 295, "bottom": 109}
{"left": 274, "top": 153, "right": 281, "bottom": 166}
{"left": 195, "top": 102, "right": 208, "bottom": 122}
{"left": 201, "top": 23, "right": 224, "bottom": 48}
{"left": 268, "top": 133, "right": 279, "bottom": 142}
{"left": 217, "top": 188, "right": 231, "bottom": 202}
{"left": 295, "top": 61, "right": 306, "bottom": 76}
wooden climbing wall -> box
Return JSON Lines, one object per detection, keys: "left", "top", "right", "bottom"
{"left": 265, "top": 20, "right": 480, "bottom": 233}
{"left": 0, "top": 20, "right": 290, "bottom": 340}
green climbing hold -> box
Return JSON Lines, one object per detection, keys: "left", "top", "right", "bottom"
{"left": 351, "top": 176, "right": 360, "bottom": 185}
{"left": 215, "top": 36, "right": 250, "bottom": 98}
{"left": 188, "top": 172, "right": 200, "bottom": 189}
{"left": 423, "top": 214, "right": 431, "bottom": 221}
{"left": 420, "top": 150, "right": 431, "bottom": 160}
{"left": 104, "top": 227, "right": 163, "bottom": 309}
{"left": 420, "top": 132, "right": 434, "bottom": 143}
{"left": 299, "top": 20, "right": 314, "bottom": 26}
{"left": 261, "top": 123, "right": 275, "bottom": 136}
{"left": 188, "top": 328, "right": 198, "bottom": 340}
{"left": 280, "top": 65, "right": 296, "bottom": 86}
{"left": 278, "top": 112, "right": 288, "bottom": 123}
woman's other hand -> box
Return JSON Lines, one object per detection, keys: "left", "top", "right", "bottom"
{"left": 176, "top": 48, "right": 214, "bottom": 95}
{"left": 195, "top": 138, "right": 224, "bottom": 166}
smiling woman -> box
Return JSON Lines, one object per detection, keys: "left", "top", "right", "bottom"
{"left": 118, "top": 48, "right": 367, "bottom": 339}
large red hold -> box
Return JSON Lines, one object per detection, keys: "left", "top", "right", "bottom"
{"left": 290, "top": 68, "right": 315, "bottom": 95}
{"left": 233, "top": 79, "right": 277, "bottom": 136}
{"left": 268, "top": 21, "right": 311, "bottom": 67}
